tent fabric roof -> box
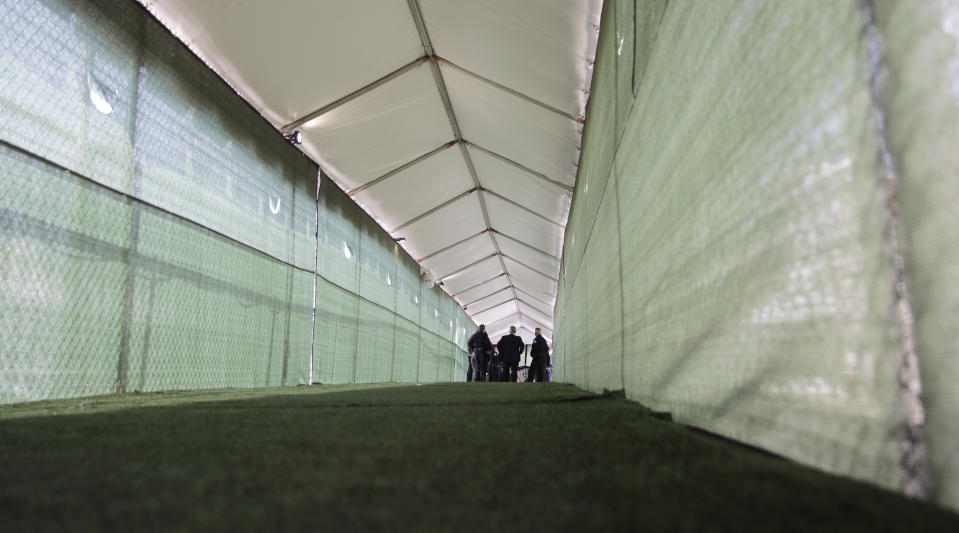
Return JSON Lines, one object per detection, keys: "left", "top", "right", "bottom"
{"left": 140, "top": 0, "right": 603, "bottom": 342}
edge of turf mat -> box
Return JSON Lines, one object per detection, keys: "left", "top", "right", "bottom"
{"left": 2, "top": 383, "right": 957, "bottom": 532}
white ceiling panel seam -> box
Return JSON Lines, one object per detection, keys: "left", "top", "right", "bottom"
{"left": 405, "top": 0, "right": 518, "bottom": 311}
{"left": 352, "top": 138, "right": 571, "bottom": 203}
{"left": 472, "top": 302, "right": 520, "bottom": 325}
{"left": 519, "top": 303, "right": 554, "bottom": 327}
{"left": 519, "top": 302, "right": 555, "bottom": 323}
{"left": 417, "top": 230, "right": 490, "bottom": 262}
{"left": 510, "top": 279, "right": 556, "bottom": 301}
{"left": 491, "top": 230, "right": 562, "bottom": 261}
{"left": 490, "top": 315, "right": 551, "bottom": 335}
{"left": 502, "top": 255, "right": 560, "bottom": 283}
{"left": 437, "top": 253, "right": 500, "bottom": 282}
{"left": 139, "top": 0, "right": 604, "bottom": 338}
{"left": 389, "top": 188, "right": 478, "bottom": 233}
{"left": 436, "top": 56, "right": 585, "bottom": 123}
{"left": 481, "top": 189, "right": 565, "bottom": 229}
{"left": 467, "top": 293, "right": 517, "bottom": 316}
{"left": 517, "top": 296, "right": 555, "bottom": 316}
{"left": 409, "top": 6, "right": 571, "bottom": 320}
{"left": 513, "top": 286, "right": 555, "bottom": 309}
{"left": 465, "top": 142, "right": 574, "bottom": 191}
{"left": 347, "top": 141, "right": 456, "bottom": 196}
{"left": 417, "top": 0, "right": 600, "bottom": 117}
{"left": 463, "top": 286, "right": 514, "bottom": 308}
{"left": 298, "top": 64, "right": 454, "bottom": 189}
{"left": 471, "top": 297, "right": 521, "bottom": 318}
{"left": 281, "top": 56, "right": 431, "bottom": 133}
{"left": 452, "top": 273, "right": 508, "bottom": 299}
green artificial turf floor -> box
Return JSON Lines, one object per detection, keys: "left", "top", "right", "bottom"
{"left": 1, "top": 382, "right": 957, "bottom": 532}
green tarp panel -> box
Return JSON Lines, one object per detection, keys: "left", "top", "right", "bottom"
{"left": 1, "top": 0, "right": 471, "bottom": 405}
{"left": 554, "top": 0, "right": 959, "bottom": 512}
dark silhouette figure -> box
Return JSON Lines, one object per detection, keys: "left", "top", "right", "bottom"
{"left": 467, "top": 324, "right": 493, "bottom": 382}
{"left": 527, "top": 328, "right": 550, "bottom": 383}
{"left": 496, "top": 326, "right": 526, "bottom": 382}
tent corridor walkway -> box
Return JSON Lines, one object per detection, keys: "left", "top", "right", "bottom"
{"left": 1, "top": 382, "right": 956, "bottom": 532}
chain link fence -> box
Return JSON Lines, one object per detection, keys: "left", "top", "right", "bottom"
{"left": 0, "top": 0, "right": 472, "bottom": 405}
{"left": 555, "top": 0, "right": 959, "bottom": 512}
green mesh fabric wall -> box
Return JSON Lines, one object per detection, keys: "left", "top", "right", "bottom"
{"left": 554, "top": 0, "right": 959, "bottom": 511}
{"left": 0, "top": 0, "right": 472, "bottom": 405}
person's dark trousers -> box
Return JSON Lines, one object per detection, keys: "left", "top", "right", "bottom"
{"left": 506, "top": 358, "right": 519, "bottom": 382}
{"left": 467, "top": 355, "right": 474, "bottom": 382}
{"left": 473, "top": 351, "right": 489, "bottom": 382}
{"left": 528, "top": 359, "right": 547, "bottom": 382}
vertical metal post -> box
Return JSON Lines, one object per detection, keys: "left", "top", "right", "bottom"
{"left": 415, "top": 279, "right": 423, "bottom": 382}
{"left": 352, "top": 216, "right": 362, "bottom": 383}
{"left": 389, "top": 244, "right": 399, "bottom": 381}
{"left": 309, "top": 170, "right": 321, "bottom": 385}
{"left": 116, "top": 13, "right": 147, "bottom": 393}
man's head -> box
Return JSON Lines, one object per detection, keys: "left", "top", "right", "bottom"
{"left": 479, "top": 324, "right": 485, "bottom": 332}
{"left": 510, "top": 326, "right": 516, "bottom": 334}
{"left": 535, "top": 328, "right": 541, "bottom": 336}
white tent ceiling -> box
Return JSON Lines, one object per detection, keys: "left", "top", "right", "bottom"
{"left": 140, "top": 0, "right": 603, "bottom": 343}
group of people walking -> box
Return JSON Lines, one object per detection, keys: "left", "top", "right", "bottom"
{"left": 466, "top": 324, "right": 550, "bottom": 383}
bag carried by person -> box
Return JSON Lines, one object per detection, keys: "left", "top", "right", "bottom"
{"left": 489, "top": 359, "right": 506, "bottom": 382}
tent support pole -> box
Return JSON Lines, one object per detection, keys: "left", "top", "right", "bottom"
{"left": 281, "top": 57, "right": 429, "bottom": 133}
{"left": 389, "top": 188, "right": 477, "bottom": 233}
{"left": 437, "top": 56, "right": 584, "bottom": 124}
{"left": 348, "top": 141, "right": 456, "bottom": 196}
{"left": 465, "top": 141, "right": 573, "bottom": 192}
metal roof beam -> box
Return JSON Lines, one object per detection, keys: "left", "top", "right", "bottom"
{"left": 512, "top": 284, "right": 556, "bottom": 308}
{"left": 436, "top": 253, "right": 498, "bottom": 281}
{"left": 465, "top": 141, "right": 573, "bottom": 192}
{"left": 349, "top": 141, "right": 455, "bottom": 196}
{"left": 482, "top": 188, "right": 565, "bottom": 229}
{"left": 389, "top": 188, "right": 476, "bottom": 233}
{"left": 503, "top": 254, "right": 559, "bottom": 282}
{"left": 436, "top": 56, "right": 584, "bottom": 124}
{"left": 491, "top": 229, "right": 561, "bottom": 261}
{"left": 416, "top": 229, "right": 488, "bottom": 262}
{"left": 516, "top": 296, "right": 555, "bottom": 319}
{"left": 517, "top": 299, "right": 554, "bottom": 320}
{"left": 517, "top": 311, "right": 553, "bottom": 334}
{"left": 463, "top": 286, "right": 513, "bottom": 308}
{"left": 516, "top": 287, "right": 554, "bottom": 314}
{"left": 513, "top": 286, "right": 554, "bottom": 309}
{"left": 451, "top": 272, "right": 506, "bottom": 298}
{"left": 281, "top": 56, "right": 429, "bottom": 133}
{"left": 482, "top": 313, "right": 524, "bottom": 333}
{"left": 405, "top": 0, "right": 520, "bottom": 314}
{"left": 470, "top": 297, "right": 518, "bottom": 319}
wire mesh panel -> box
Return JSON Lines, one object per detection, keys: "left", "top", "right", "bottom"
{"left": 583, "top": 190, "right": 623, "bottom": 393}
{"left": 318, "top": 184, "right": 361, "bottom": 293}
{"left": 1, "top": 0, "right": 471, "bottom": 404}
{"left": 0, "top": 0, "right": 139, "bottom": 194}
{"left": 0, "top": 146, "right": 129, "bottom": 403}
{"left": 872, "top": 0, "right": 959, "bottom": 508}
{"left": 359, "top": 225, "right": 397, "bottom": 312}
{"left": 392, "top": 318, "right": 421, "bottom": 383}
{"left": 554, "top": 0, "right": 959, "bottom": 511}
{"left": 355, "top": 301, "right": 394, "bottom": 383}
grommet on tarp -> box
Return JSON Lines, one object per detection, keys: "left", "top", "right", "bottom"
{"left": 284, "top": 130, "right": 302, "bottom": 145}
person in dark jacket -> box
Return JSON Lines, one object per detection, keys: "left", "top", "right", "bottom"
{"left": 496, "top": 326, "right": 526, "bottom": 382}
{"left": 527, "top": 328, "right": 550, "bottom": 383}
{"left": 467, "top": 324, "right": 493, "bottom": 382}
